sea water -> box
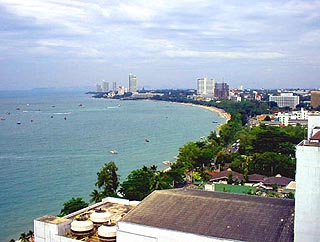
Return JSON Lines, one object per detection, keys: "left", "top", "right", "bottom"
{"left": 0, "top": 91, "right": 224, "bottom": 241}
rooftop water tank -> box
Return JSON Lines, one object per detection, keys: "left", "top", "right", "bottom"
{"left": 90, "top": 209, "right": 111, "bottom": 224}
{"left": 71, "top": 217, "right": 94, "bottom": 235}
{"left": 98, "top": 223, "right": 117, "bottom": 242}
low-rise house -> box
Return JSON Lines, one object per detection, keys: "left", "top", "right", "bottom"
{"left": 262, "top": 174, "right": 294, "bottom": 191}
{"left": 209, "top": 168, "right": 243, "bottom": 184}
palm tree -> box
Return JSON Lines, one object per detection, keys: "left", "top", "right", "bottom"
{"left": 150, "top": 172, "right": 170, "bottom": 191}
{"left": 19, "top": 232, "right": 29, "bottom": 242}
{"left": 90, "top": 189, "right": 103, "bottom": 203}
{"left": 27, "top": 230, "right": 34, "bottom": 240}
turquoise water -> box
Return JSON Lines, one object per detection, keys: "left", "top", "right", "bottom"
{"left": 0, "top": 91, "right": 224, "bottom": 241}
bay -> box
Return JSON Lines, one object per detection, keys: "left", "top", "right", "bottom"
{"left": 0, "top": 91, "right": 224, "bottom": 241}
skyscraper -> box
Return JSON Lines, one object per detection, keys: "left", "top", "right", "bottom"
{"left": 129, "top": 73, "right": 137, "bottom": 93}
{"left": 102, "top": 80, "right": 109, "bottom": 92}
{"left": 112, "top": 82, "right": 117, "bottom": 92}
{"left": 197, "top": 77, "right": 215, "bottom": 99}
{"left": 215, "top": 82, "right": 229, "bottom": 99}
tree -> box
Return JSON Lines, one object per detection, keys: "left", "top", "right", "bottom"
{"left": 27, "top": 230, "right": 34, "bottom": 239}
{"left": 150, "top": 172, "right": 171, "bottom": 191}
{"left": 59, "top": 197, "right": 89, "bottom": 216}
{"left": 119, "top": 166, "right": 155, "bottom": 201}
{"left": 19, "top": 233, "right": 29, "bottom": 242}
{"left": 90, "top": 189, "right": 103, "bottom": 203}
{"left": 95, "top": 161, "right": 119, "bottom": 197}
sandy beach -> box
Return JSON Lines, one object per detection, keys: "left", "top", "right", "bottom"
{"left": 180, "top": 103, "right": 231, "bottom": 122}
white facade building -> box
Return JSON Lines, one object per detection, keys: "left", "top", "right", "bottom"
{"left": 295, "top": 114, "right": 320, "bottom": 242}
{"left": 275, "top": 108, "right": 309, "bottom": 126}
{"left": 269, "top": 93, "right": 300, "bottom": 109}
{"left": 197, "top": 77, "right": 215, "bottom": 99}
{"left": 129, "top": 73, "right": 137, "bottom": 93}
{"left": 102, "top": 80, "right": 109, "bottom": 92}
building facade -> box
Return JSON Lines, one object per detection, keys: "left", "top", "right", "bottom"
{"left": 215, "top": 82, "right": 229, "bottom": 99}
{"left": 197, "top": 77, "right": 215, "bottom": 99}
{"left": 112, "top": 81, "right": 117, "bottom": 92}
{"left": 269, "top": 93, "right": 300, "bottom": 109}
{"left": 129, "top": 73, "right": 137, "bottom": 93}
{"left": 295, "top": 114, "right": 320, "bottom": 241}
{"left": 102, "top": 80, "right": 109, "bottom": 92}
{"left": 311, "top": 91, "right": 320, "bottom": 109}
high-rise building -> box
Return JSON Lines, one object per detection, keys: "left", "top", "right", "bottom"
{"left": 96, "top": 84, "right": 102, "bottom": 92}
{"left": 102, "top": 80, "right": 109, "bottom": 92}
{"left": 129, "top": 73, "right": 137, "bottom": 93}
{"left": 311, "top": 91, "right": 320, "bottom": 109}
{"left": 295, "top": 114, "right": 320, "bottom": 241}
{"left": 197, "top": 77, "right": 215, "bottom": 99}
{"left": 112, "top": 82, "right": 117, "bottom": 92}
{"left": 215, "top": 82, "right": 229, "bottom": 99}
{"left": 269, "top": 93, "right": 299, "bottom": 109}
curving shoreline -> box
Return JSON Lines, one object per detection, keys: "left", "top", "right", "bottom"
{"left": 179, "top": 102, "right": 231, "bottom": 123}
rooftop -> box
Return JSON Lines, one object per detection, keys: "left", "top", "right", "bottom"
{"left": 35, "top": 198, "right": 138, "bottom": 242}
{"left": 121, "top": 189, "right": 294, "bottom": 242}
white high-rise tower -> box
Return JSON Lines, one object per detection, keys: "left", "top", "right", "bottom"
{"left": 295, "top": 114, "right": 320, "bottom": 241}
{"left": 129, "top": 73, "right": 137, "bottom": 93}
{"left": 197, "top": 77, "right": 215, "bottom": 99}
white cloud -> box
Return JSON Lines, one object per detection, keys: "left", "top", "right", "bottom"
{"left": 164, "top": 50, "right": 286, "bottom": 59}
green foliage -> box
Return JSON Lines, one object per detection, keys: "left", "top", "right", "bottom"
{"left": 90, "top": 189, "right": 104, "bottom": 203}
{"left": 252, "top": 152, "right": 295, "bottom": 178}
{"left": 95, "top": 161, "right": 119, "bottom": 198}
{"left": 59, "top": 197, "right": 89, "bottom": 216}
{"left": 120, "top": 165, "right": 171, "bottom": 201}
{"left": 19, "top": 233, "right": 29, "bottom": 242}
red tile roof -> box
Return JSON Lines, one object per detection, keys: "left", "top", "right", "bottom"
{"left": 310, "top": 130, "right": 320, "bottom": 140}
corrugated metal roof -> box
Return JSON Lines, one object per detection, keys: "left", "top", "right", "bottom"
{"left": 120, "top": 189, "right": 294, "bottom": 242}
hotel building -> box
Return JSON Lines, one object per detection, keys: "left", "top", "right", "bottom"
{"left": 128, "top": 74, "right": 137, "bottom": 93}
{"left": 269, "top": 93, "right": 300, "bottom": 109}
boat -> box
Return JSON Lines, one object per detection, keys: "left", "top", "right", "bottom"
{"left": 0, "top": 116, "right": 5, "bottom": 120}
{"left": 110, "top": 150, "right": 118, "bottom": 154}
{"left": 163, "top": 160, "right": 172, "bottom": 166}
{"left": 145, "top": 138, "right": 150, "bottom": 142}
{"left": 212, "top": 120, "right": 218, "bottom": 123}
{"left": 17, "top": 121, "right": 21, "bottom": 125}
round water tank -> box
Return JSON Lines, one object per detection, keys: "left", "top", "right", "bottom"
{"left": 71, "top": 219, "right": 94, "bottom": 235}
{"left": 98, "top": 223, "right": 117, "bottom": 242}
{"left": 90, "top": 209, "right": 111, "bottom": 224}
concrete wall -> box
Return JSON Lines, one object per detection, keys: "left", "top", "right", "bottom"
{"left": 307, "top": 115, "right": 320, "bottom": 139}
{"left": 34, "top": 217, "right": 72, "bottom": 242}
{"left": 295, "top": 144, "right": 320, "bottom": 242}
{"left": 117, "top": 222, "right": 242, "bottom": 242}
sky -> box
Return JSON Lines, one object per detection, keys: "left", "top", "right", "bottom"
{"left": 0, "top": 0, "right": 319, "bottom": 90}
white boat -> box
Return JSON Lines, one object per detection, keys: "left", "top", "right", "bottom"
{"left": 110, "top": 150, "right": 118, "bottom": 154}
{"left": 163, "top": 160, "right": 172, "bottom": 166}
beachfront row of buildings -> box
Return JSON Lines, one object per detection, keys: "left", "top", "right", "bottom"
{"left": 96, "top": 73, "right": 138, "bottom": 95}
{"left": 34, "top": 115, "right": 320, "bottom": 242}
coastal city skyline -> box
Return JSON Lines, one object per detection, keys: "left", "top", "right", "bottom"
{"left": 1, "top": 1, "right": 320, "bottom": 90}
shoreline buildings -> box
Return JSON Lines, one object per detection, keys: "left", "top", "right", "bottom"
{"left": 197, "top": 77, "right": 229, "bottom": 100}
